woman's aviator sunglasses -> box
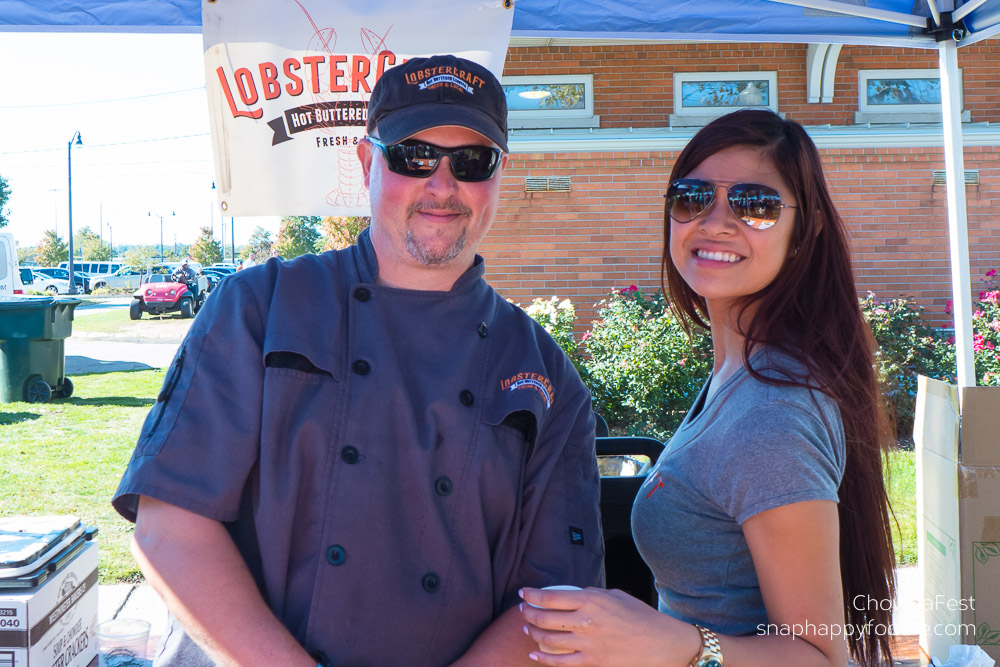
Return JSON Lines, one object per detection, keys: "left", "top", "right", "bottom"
{"left": 367, "top": 137, "right": 504, "bottom": 183}
{"left": 664, "top": 178, "right": 797, "bottom": 230}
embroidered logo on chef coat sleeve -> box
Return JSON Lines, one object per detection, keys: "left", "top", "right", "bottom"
{"left": 499, "top": 372, "right": 555, "bottom": 409}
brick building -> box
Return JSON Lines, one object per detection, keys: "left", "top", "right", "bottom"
{"left": 484, "top": 40, "right": 1000, "bottom": 328}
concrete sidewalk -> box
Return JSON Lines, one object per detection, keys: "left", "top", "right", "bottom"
{"left": 66, "top": 298, "right": 189, "bottom": 373}
{"left": 99, "top": 583, "right": 170, "bottom": 659}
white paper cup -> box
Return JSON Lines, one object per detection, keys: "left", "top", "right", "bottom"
{"left": 94, "top": 618, "right": 150, "bottom": 667}
{"left": 528, "top": 585, "right": 582, "bottom": 654}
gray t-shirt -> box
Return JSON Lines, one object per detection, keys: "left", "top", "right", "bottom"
{"left": 631, "top": 348, "right": 845, "bottom": 636}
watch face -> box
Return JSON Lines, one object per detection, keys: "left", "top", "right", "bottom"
{"left": 700, "top": 660, "right": 723, "bottom": 667}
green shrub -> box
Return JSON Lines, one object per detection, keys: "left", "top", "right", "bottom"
{"left": 524, "top": 296, "right": 580, "bottom": 359}
{"left": 860, "top": 292, "right": 955, "bottom": 442}
{"left": 523, "top": 296, "right": 588, "bottom": 379}
{"left": 583, "top": 286, "right": 712, "bottom": 440}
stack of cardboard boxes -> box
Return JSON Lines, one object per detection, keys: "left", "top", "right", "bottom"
{"left": 0, "top": 518, "right": 98, "bottom": 667}
{"left": 915, "top": 376, "right": 1000, "bottom": 662}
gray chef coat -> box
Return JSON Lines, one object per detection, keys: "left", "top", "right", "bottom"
{"left": 112, "top": 228, "right": 604, "bottom": 666}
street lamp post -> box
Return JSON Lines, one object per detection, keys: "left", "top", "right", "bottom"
{"left": 148, "top": 211, "right": 175, "bottom": 263}
{"left": 67, "top": 131, "right": 82, "bottom": 295}
{"left": 108, "top": 224, "right": 113, "bottom": 262}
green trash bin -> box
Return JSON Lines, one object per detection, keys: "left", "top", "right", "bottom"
{"left": 0, "top": 295, "right": 81, "bottom": 403}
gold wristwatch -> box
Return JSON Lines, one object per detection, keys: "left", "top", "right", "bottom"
{"left": 689, "top": 624, "right": 724, "bottom": 667}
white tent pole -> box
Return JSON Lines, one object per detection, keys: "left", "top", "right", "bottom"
{"left": 938, "top": 39, "right": 975, "bottom": 390}
{"left": 926, "top": 0, "right": 942, "bottom": 27}
{"left": 954, "top": 0, "right": 989, "bottom": 22}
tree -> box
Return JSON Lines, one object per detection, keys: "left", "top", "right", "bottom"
{"left": 274, "top": 216, "right": 321, "bottom": 259}
{"left": 0, "top": 173, "right": 10, "bottom": 228}
{"left": 17, "top": 246, "right": 35, "bottom": 265}
{"left": 317, "top": 216, "right": 369, "bottom": 252}
{"left": 246, "top": 226, "right": 273, "bottom": 259}
{"left": 35, "top": 230, "right": 68, "bottom": 266}
{"left": 189, "top": 226, "right": 223, "bottom": 266}
{"left": 124, "top": 246, "right": 158, "bottom": 272}
{"left": 73, "top": 226, "right": 110, "bottom": 261}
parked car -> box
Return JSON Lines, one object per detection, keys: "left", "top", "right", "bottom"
{"left": 130, "top": 272, "right": 208, "bottom": 319}
{"left": 207, "top": 262, "right": 238, "bottom": 273}
{"left": 199, "top": 268, "right": 232, "bottom": 291}
{"left": 35, "top": 267, "right": 91, "bottom": 293}
{"left": 89, "top": 266, "right": 146, "bottom": 292}
{"left": 18, "top": 267, "right": 34, "bottom": 293}
{"left": 30, "top": 269, "right": 72, "bottom": 294}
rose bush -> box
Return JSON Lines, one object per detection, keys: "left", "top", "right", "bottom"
{"left": 971, "top": 271, "right": 1000, "bottom": 385}
{"left": 523, "top": 276, "right": 1000, "bottom": 443}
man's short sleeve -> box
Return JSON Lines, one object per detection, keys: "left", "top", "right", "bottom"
{"left": 112, "top": 277, "right": 267, "bottom": 523}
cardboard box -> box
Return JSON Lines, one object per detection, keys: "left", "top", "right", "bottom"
{"left": 915, "top": 376, "right": 1000, "bottom": 662}
{"left": 0, "top": 541, "right": 98, "bottom": 667}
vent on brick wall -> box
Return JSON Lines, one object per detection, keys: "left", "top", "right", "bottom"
{"left": 525, "top": 177, "right": 571, "bottom": 192}
{"left": 932, "top": 170, "right": 979, "bottom": 187}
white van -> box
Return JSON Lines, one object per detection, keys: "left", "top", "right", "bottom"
{"left": 58, "top": 259, "right": 124, "bottom": 277}
{"left": 0, "top": 232, "right": 22, "bottom": 295}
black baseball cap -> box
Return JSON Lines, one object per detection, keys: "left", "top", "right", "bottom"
{"left": 366, "top": 54, "right": 508, "bottom": 152}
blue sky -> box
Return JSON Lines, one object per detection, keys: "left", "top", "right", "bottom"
{"left": 0, "top": 31, "right": 280, "bottom": 251}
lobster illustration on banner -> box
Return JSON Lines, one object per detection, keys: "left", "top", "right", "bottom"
{"left": 293, "top": 0, "right": 391, "bottom": 209}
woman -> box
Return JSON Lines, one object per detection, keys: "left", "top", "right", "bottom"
{"left": 521, "top": 110, "right": 896, "bottom": 667}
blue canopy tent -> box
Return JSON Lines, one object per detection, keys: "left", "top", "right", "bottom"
{"left": 4, "top": 0, "right": 997, "bottom": 388}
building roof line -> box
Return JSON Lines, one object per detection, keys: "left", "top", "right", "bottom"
{"left": 508, "top": 122, "right": 1000, "bottom": 152}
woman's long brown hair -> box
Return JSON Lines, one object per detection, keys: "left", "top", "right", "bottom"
{"left": 661, "top": 109, "right": 896, "bottom": 666}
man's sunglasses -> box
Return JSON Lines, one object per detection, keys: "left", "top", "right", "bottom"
{"left": 664, "top": 178, "right": 797, "bottom": 230}
{"left": 367, "top": 137, "right": 504, "bottom": 183}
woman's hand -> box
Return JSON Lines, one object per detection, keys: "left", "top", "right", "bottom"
{"left": 518, "top": 587, "right": 699, "bottom": 667}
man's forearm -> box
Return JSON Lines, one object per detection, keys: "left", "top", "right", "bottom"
{"left": 132, "top": 496, "right": 316, "bottom": 667}
{"left": 450, "top": 603, "right": 537, "bottom": 667}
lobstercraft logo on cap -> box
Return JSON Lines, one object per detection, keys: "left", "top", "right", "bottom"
{"left": 404, "top": 65, "right": 488, "bottom": 94}
{"left": 419, "top": 74, "right": 473, "bottom": 92}
{"left": 500, "top": 372, "right": 555, "bottom": 408}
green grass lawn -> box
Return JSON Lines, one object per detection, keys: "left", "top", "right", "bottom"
{"left": 0, "top": 370, "right": 165, "bottom": 582}
{"left": 886, "top": 448, "right": 917, "bottom": 566}
{"left": 73, "top": 305, "right": 192, "bottom": 336}
{"left": 70, "top": 308, "right": 132, "bottom": 334}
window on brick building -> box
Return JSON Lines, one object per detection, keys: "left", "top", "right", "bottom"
{"left": 502, "top": 74, "right": 598, "bottom": 129}
{"left": 671, "top": 71, "right": 779, "bottom": 127}
{"left": 855, "top": 69, "right": 969, "bottom": 124}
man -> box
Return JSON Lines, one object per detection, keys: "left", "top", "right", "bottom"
{"left": 112, "top": 54, "right": 603, "bottom": 667}
{"left": 244, "top": 252, "right": 257, "bottom": 268}
{"left": 171, "top": 259, "right": 195, "bottom": 284}
{"left": 171, "top": 259, "right": 198, "bottom": 300}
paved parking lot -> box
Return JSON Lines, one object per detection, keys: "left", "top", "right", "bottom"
{"left": 65, "top": 298, "right": 189, "bottom": 372}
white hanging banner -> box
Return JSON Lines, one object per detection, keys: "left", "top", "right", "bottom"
{"left": 202, "top": 0, "right": 514, "bottom": 217}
